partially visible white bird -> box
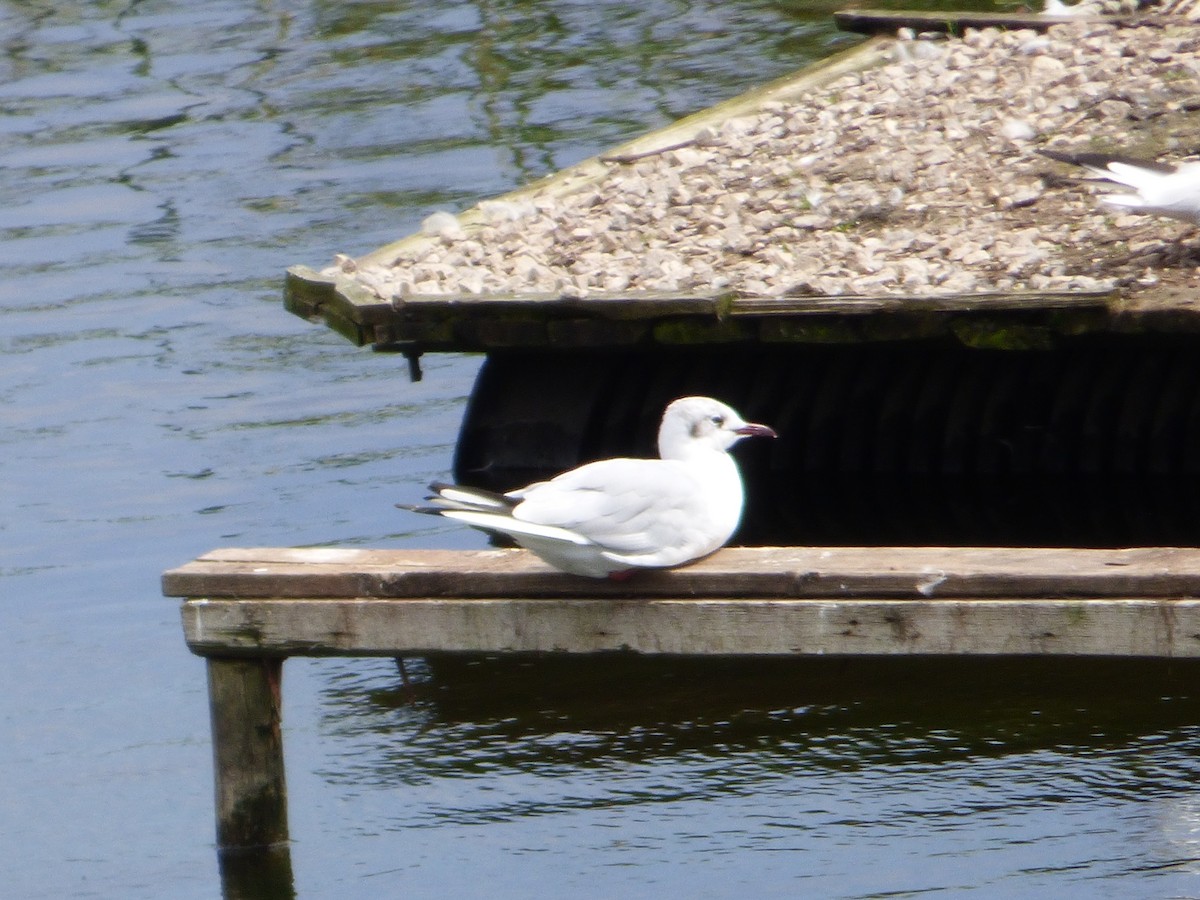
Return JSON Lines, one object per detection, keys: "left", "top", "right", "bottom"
{"left": 1041, "top": 0, "right": 1100, "bottom": 17}
{"left": 399, "top": 396, "right": 777, "bottom": 579}
{"left": 1040, "top": 149, "right": 1200, "bottom": 226}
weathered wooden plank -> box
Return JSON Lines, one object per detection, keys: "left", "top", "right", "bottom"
{"left": 163, "top": 546, "right": 1200, "bottom": 600}
{"left": 728, "top": 291, "right": 1113, "bottom": 317}
{"left": 181, "top": 596, "right": 1200, "bottom": 658}
{"left": 205, "top": 657, "right": 288, "bottom": 850}
{"left": 283, "top": 267, "right": 382, "bottom": 347}
{"left": 343, "top": 288, "right": 1113, "bottom": 321}
{"left": 833, "top": 9, "right": 1139, "bottom": 36}
{"left": 392, "top": 290, "right": 723, "bottom": 319}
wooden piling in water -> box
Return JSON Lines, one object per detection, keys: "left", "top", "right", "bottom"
{"left": 205, "top": 657, "right": 289, "bottom": 851}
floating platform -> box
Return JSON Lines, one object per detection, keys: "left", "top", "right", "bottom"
{"left": 285, "top": 12, "right": 1200, "bottom": 357}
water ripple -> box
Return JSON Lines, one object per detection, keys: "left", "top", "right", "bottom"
{"left": 7, "top": 1, "right": 1200, "bottom": 898}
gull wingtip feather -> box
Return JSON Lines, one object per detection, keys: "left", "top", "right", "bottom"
{"left": 1040, "top": 147, "right": 1200, "bottom": 226}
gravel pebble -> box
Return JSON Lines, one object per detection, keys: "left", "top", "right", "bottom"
{"left": 325, "top": 14, "right": 1200, "bottom": 302}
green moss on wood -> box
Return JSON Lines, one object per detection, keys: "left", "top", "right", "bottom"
{"left": 283, "top": 266, "right": 337, "bottom": 321}
{"left": 223, "top": 782, "right": 288, "bottom": 849}
{"left": 320, "top": 310, "right": 371, "bottom": 347}
{"left": 951, "top": 319, "right": 1057, "bottom": 351}
{"left": 652, "top": 318, "right": 754, "bottom": 344}
{"left": 757, "top": 319, "right": 864, "bottom": 343}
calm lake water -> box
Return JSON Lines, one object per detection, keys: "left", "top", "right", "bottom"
{"left": 4, "top": 1, "right": 1200, "bottom": 897}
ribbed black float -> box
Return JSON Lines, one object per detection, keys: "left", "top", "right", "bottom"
{"left": 454, "top": 339, "right": 1200, "bottom": 547}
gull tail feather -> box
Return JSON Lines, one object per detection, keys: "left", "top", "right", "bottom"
{"left": 1039, "top": 149, "right": 1174, "bottom": 190}
{"left": 422, "top": 508, "right": 594, "bottom": 546}
{"left": 1098, "top": 193, "right": 1150, "bottom": 210}
{"left": 1100, "top": 161, "right": 1173, "bottom": 192}
{"left": 425, "top": 482, "right": 519, "bottom": 513}
{"left": 1040, "top": 149, "right": 1174, "bottom": 175}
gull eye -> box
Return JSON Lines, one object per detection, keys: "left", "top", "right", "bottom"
{"left": 710, "top": 414, "right": 725, "bottom": 427}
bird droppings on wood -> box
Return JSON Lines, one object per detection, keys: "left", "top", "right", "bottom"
{"left": 323, "top": 16, "right": 1200, "bottom": 307}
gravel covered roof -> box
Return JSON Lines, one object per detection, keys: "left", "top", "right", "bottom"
{"left": 325, "top": 15, "right": 1200, "bottom": 305}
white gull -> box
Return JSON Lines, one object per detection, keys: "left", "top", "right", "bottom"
{"left": 399, "top": 396, "right": 777, "bottom": 579}
{"left": 1041, "top": 0, "right": 1100, "bottom": 17}
{"left": 1041, "top": 149, "right": 1200, "bottom": 226}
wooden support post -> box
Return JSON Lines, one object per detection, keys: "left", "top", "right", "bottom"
{"left": 205, "top": 657, "right": 289, "bottom": 850}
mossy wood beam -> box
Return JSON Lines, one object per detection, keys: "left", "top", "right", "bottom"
{"left": 833, "top": 9, "right": 1144, "bottom": 36}
{"left": 285, "top": 267, "right": 1136, "bottom": 352}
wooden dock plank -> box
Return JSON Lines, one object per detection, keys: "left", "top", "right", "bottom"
{"left": 163, "top": 546, "right": 1200, "bottom": 600}
{"left": 180, "top": 596, "right": 1200, "bottom": 658}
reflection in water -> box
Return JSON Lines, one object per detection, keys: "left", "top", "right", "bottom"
{"left": 219, "top": 844, "right": 296, "bottom": 900}
{"left": 316, "top": 657, "right": 1200, "bottom": 839}
{"left": 294, "top": 655, "right": 1200, "bottom": 896}
{"left": 1158, "top": 792, "right": 1200, "bottom": 876}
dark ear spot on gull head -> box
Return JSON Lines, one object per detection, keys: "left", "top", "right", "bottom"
{"left": 670, "top": 396, "right": 776, "bottom": 447}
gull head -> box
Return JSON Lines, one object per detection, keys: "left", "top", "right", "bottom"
{"left": 658, "top": 396, "right": 777, "bottom": 459}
